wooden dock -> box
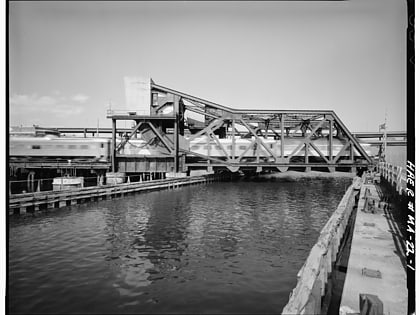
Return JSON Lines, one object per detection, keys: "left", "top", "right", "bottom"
{"left": 9, "top": 175, "right": 220, "bottom": 215}
{"left": 339, "top": 174, "right": 407, "bottom": 315}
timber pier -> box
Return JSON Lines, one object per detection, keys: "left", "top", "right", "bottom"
{"left": 338, "top": 172, "right": 407, "bottom": 315}
{"left": 9, "top": 174, "right": 223, "bottom": 215}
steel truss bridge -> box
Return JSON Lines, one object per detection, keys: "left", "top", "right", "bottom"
{"left": 105, "top": 79, "right": 385, "bottom": 174}
{"left": 48, "top": 127, "right": 406, "bottom": 146}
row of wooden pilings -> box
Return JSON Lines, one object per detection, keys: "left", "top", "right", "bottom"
{"left": 377, "top": 161, "right": 406, "bottom": 195}
{"left": 281, "top": 174, "right": 364, "bottom": 314}
{"left": 9, "top": 174, "right": 225, "bottom": 215}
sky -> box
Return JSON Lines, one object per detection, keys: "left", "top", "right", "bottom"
{"left": 9, "top": 0, "right": 407, "bottom": 132}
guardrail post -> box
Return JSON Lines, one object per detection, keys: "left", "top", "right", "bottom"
{"left": 111, "top": 118, "right": 117, "bottom": 173}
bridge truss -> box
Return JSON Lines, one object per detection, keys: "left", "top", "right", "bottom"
{"left": 107, "top": 79, "right": 373, "bottom": 174}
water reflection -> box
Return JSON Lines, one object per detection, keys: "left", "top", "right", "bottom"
{"left": 102, "top": 199, "right": 154, "bottom": 296}
{"left": 9, "top": 178, "right": 351, "bottom": 314}
{"left": 141, "top": 190, "right": 191, "bottom": 282}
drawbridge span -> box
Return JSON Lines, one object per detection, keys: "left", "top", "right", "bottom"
{"left": 107, "top": 78, "right": 373, "bottom": 175}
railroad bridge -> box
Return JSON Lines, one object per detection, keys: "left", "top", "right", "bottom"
{"left": 106, "top": 77, "right": 374, "bottom": 175}
{"left": 10, "top": 77, "right": 408, "bottom": 194}
{"left": 9, "top": 77, "right": 406, "bottom": 195}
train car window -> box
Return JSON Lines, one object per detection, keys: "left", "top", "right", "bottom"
{"left": 56, "top": 145, "right": 64, "bottom": 149}
{"left": 270, "top": 144, "right": 273, "bottom": 149}
{"left": 101, "top": 143, "right": 104, "bottom": 148}
{"left": 80, "top": 145, "right": 89, "bottom": 149}
{"left": 32, "top": 145, "right": 41, "bottom": 149}
{"left": 68, "top": 145, "right": 76, "bottom": 149}
{"left": 239, "top": 145, "right": 247, "bottom": 150}
{"left": 227, "top": 145, "right": 232, "bottom": 150}
{"left": 191, "top": 145, "right": 200, "bottom": 150}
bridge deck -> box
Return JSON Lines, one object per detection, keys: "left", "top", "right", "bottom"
{"left": 339, "top": 177, "right": 407, "bottom": 315}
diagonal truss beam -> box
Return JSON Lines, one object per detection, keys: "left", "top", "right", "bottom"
{"left": 189, "top": 118, "right": 225, "bottom": 141}
{"left": 209, "top": 132, "right": 231, "bottom": 159}
{"left": 146, "top": 122, "right": 174, "bottom": 154}
{"left": 239, "top": 118, "right": 277, "bottom": 158}
{"left": 184, "top": 104, "right": 220, "bottom": 120}
{"left": 286, "top": 118, "right": 327, "bottom": 161}
{"left": 332, "top": 112, "right": 372, "bottom": 163}
{"left": 116, "top": 121, "right": 143, "bottom": 152}
{"left": 333, "top": 141, "right": 351, "bottom": 163}
{"left": 235, "top": 139, "right": 257, "bottom": 162}
{"left": 308, "top": 142, "right": 330, "bottom": 164}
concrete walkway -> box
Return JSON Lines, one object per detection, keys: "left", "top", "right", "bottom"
{"left": 339, "top": 177, "right": 407, "bottom": 315}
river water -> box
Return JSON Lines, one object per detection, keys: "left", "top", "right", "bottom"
{"left": 9, "top": 177, "right": 351, "bottom": 314}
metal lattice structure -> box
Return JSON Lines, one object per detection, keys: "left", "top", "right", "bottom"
{"left": 107, "top": 79, "right": 373, "bottom": 174}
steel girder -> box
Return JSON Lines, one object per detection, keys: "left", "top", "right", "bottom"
{"left": 107, "top": 81, "right": 372, "bottom": 173}
{"left": 149, "top": 82, "right": 372, "bottom": 173}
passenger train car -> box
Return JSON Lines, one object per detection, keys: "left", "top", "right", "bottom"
{"left": 9, "top": 136, "right": 111, "bottom": 162}
{"left": 9, "top": 135, "right": 377, "bottom": 163}
{"left": 9, "top": 136, "right": 169, "bottom": 161}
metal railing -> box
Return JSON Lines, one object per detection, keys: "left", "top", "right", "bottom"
{"left": 377, "top": 161, "right": 406, "bottom": 195}
{"left": 9, "top": 174, "right": 222, "bottom": 215}
{"left": 8, "top": 174, "right": 162, "bottom": 195}
{"left": 106, "top": 109, "right": 149, "bottom": 116}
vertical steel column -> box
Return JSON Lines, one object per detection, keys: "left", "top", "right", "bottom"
{"left": 329, "top": 119, "right": 333, "bottom": 162}
{"left": 111, "top": 118, "right": 116, "bottom": 173}
{"left": 280, "top": 114, "right": 284, "bottom": 158}
{"left": 231, "top": 119, "right": 235, "bottom": 160}
{"left": 174, "top": 95, "right": 180, "bottom": 173}
{"left": 207, "top": 132, "right": 210, "bottom": 157}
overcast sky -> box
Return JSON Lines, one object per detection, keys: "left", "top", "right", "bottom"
{"left": 9, "top": 0, "right": 406, "bottom": 132}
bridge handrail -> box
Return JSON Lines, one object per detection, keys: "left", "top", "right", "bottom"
{"left": 9, "top": 175, "right": 210, "bottom": 200}
{"left": 377, "top": 161, "right": 406, "bottom": 195}
{"left": 106, "top": 109, "right": 149, "bottom": 116}
{"left": 281, "top": 179, "right": 359, "bottom": 314}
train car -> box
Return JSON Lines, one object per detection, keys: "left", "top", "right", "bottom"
{"left": 9, "top": 136, "right": 111, "bottom": 162}
{"left": 9, "top": 134, "right": 377, "bottom": 165}
{"left": 188, "top": 136, "right": 376, "bottom": 161}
